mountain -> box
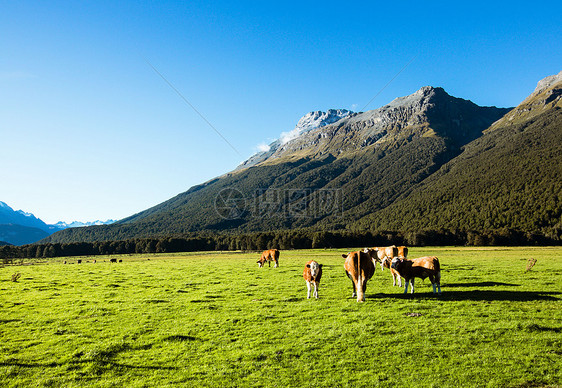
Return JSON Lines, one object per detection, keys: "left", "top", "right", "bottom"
{"left": 0, "top": 201, "right": 115, "bottom": 245}
{"left": 42, "top": 84, "right": 513, "bottom": 243}
{"left": 0, "top": 201, "right": 53, "bottom": 232}
{"left": 355, "top": 71, "right": 562, "bottom": 240}
{"left": 53, "top": 220, "right": 117, "bottom": 229}
{"left": 0, "top": 224, "right": 50, "bottom": 246}
{"left": 237, "top": 109, "right": 354, "bottom": 170}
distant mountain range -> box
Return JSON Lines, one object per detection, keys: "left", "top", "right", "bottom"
{"left": 39, "top": 71, "right": 562, "bottom": 245}
{"left": 0, "top": 201, "right": 115, "bottom": 245}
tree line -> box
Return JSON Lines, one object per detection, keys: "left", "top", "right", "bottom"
{"left": 1, "top": 228, "right": 559, "bottom": 261}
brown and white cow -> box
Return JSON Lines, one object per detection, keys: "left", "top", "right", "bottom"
{"left": 378, "top": 245, "right": 408, "bottom": 287}
{"left": 303, "top": 260, "right": 323, "bottom": 299}
{"left": 342, "top": 250, "right": 376, "bottom": 302}
{"left": 257, "top": 249, "right": 280, "bottom": 268}
{"left": 366, "top": 245, "right": 399, "bottom": 271}
{"left": 365, "top": 245, "right": 403, "bottom": 287}
{"left": 390, "top": 256, "right": 441, "bottom": 294}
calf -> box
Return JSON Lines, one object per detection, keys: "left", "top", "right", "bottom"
{"left": 110, "top": 258, "right": 117, "bottom": 263}
{"left": 342, "top": 250, "right": 376, "bottom": 302}
{"left": 303, "top": 260, "right": 323, "bottom": 299}
{"left": 390, "top": 256, "right": 441, "bottom": 294}
{"left": 257, "top": 249, "right": 279, "bottom": 268}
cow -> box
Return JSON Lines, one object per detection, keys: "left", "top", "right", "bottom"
{"left": 342, "top": 250, "right": 376, "bottom": 302}
{"left": 303, "top": 260, "right": 323, "bottom": 299}
{"left": 77, "top": 259, "right": 82, "bottom": 264}
{"left": 365, "top": 246, "right": 399, "bottom": 270}
{"left": 378, "top": 245, "right": 408, "bottom": 287}
{"left": 110, "top": 258, "right": 117, "bottom": 263}
{"left": 257, "top": 249, "right": 279, "bottom": 268}
{"left": 364, "top": 245, "right": 402, "bottom": 287}
{"left": 390, "top": 256, "right": 441, "bottom": 294}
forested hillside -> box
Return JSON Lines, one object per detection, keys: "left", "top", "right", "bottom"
{"left": 39, "top": 73, "right": 562, "bottom": 246}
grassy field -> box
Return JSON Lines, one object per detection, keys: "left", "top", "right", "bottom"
{"left": 1, "top": 247, "right": 561, "bottom": 387}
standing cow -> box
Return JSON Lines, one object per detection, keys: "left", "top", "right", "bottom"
{"left": 303, "top": 260, "right": 323, "bottom": 299}
{"left": 257, "top": 249, "right": 280, "bottom": 268}
{"left": 373, "top": 245, "right": 408, "bottom": 287}
{"left": 343, "top": 250, "right": 376, "bottom": 302}
{"left": 391, "top": 256, "right": 442, "bottom": 294}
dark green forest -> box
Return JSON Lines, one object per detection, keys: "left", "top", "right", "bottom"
{"left": 2, "top": 227, "right": 557, "bottom": 261}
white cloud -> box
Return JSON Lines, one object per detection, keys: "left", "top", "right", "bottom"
{"left": 256, "top": 142, "right": 271, "bottom": 152}
{"left": 279, "top": 128, "right": 300, "bottom": 145}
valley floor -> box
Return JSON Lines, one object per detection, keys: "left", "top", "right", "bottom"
{"left": 1, "top": 247, "right": 561, "bottom": 387}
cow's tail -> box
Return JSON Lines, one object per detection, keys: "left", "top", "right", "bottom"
{"left": 357, "top": 253, "right": 364, "bottom": 302}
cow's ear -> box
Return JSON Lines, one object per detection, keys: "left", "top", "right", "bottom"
{"left": 341, "top": 254, "right": 347, "bottom": 259}
{"left": 319, "top": 264, "right": 323, "bottom": 268}
{"left": 306, "top": 264, "right": 311, "bottom": 268}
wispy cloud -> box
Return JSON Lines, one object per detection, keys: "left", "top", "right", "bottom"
{"left": 256, "top": 142, "right": 271, "bottom": 152}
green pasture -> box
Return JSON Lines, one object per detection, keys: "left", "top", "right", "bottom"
{"left": 1, "top": 247, "right": 561, "bottom": 387}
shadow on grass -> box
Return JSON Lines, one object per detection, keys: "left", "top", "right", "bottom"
{"left": 444, "top": 281, "right": 520, "bottom": 287}
{"left": 367, "top": 290, "right": 561, "bottom": 301}
{"left": 0, "top": 360, "right": 178, "bottom": 371}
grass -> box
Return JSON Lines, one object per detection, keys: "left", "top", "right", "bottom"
{"left": 1, "top": 247, "right": 561, "bottom": 387}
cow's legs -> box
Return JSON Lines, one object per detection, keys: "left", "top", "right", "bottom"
{"left": 403, "top": 280, "right": 409, "bottom": 294}
{"left": 410, "top": 278, "right": 415, "bottom": 294}
{"left": 306, "top": 281, "right": 312, "bottom": 299}
{"left": 346, "top": 271, "right": 356, "bottom": 298}
{"left": 274, "top": 260, "right": 278, "bottom": 268}
{"left": 313, "top": 282, "right": 319, "bottom": 299}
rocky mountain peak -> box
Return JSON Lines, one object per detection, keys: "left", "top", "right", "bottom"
{"left": 534, "top": 70, "right": 562, "bottom": 94}
{"left": 236, "top": 108, "right": 353, "bottom": 170}
{"left": 488, "top": 70, "right": 562, "bottom": 129}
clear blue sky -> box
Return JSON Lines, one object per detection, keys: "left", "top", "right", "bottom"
{"left": 1, "top": 0, "right": 561, "bottom": 224}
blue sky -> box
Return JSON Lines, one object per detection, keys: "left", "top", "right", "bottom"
{"left": 1, "top": 0, "right": 561, "bottom": 224}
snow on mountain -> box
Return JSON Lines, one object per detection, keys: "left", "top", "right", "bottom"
{"left": 54, "top": 220, "right": 116, "bottom": 228}
{"left": 238, "top": 109, "right": 353, "bottom": 170}
{"left": 279, "top": 109, "right": 354, "bottom": 145}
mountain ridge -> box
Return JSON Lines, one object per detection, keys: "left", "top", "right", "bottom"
{"left": 41, "top": 82, "right": 519, "bottom": 244}
{"left": 0, "top": 201, "right": 115, "bottom": 245}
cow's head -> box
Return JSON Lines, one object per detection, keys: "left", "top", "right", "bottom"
{"left": 257, "top": 259, "right": 265, "bottom": 268}
{"left": 391, "top": 257, "right": 402, "bottom": 270}
{"left": 363, "top": 248, "right": 381, "bottom": 262}
{"left": 306, "top": 261, "right": 322, "bottom": 278}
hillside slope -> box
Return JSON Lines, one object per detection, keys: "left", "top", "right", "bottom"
{"left": 42, "top": 85, "right": 510, "bottom": 243}
{"left": 357, "top": 71, "right": 562, "bottom": 239}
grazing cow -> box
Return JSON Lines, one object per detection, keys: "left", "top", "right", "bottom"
{"left": 110, "top": 258, "right": 117, "bottom": 263}
{"left": 391, "top": 256, "right": 441, "bottom": 294}
{"left": 257, "top": 249, "right": 279, "bottom": 268}
{"left": 93, "top": 259, "right": 96, "bottom": 264}
{"left": 77, "top": 259, "right": 82, "bottom": 264}
{"left": 118, "top": 259, "right": 122, "bottom": 263}
{"left": 342, "top": 250, "right": 376, "bottom": 302}
{"left": 303, "top": 260, "right": 323, "bottom": 299}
